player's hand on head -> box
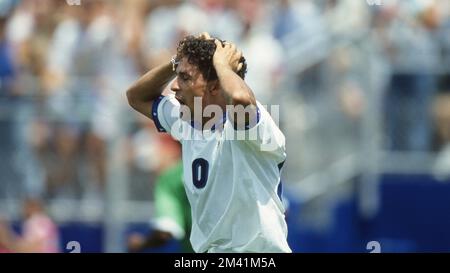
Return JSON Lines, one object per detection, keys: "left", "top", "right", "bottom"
{"left": 198, "top": 32, "right": 212, "bottom": 40}
{"left": 213, "top": 39, "right": 243, "bottom": 73}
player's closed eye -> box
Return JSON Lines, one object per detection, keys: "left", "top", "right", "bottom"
{"left": 178, "top": 72, "right": 190, "bottom": 82}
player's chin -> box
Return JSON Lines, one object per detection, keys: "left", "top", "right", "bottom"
{"left": 175, "top": 96, "right": 185, "bottom": 105}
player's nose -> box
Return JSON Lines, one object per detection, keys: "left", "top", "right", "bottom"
{"left": 171, "top": 78, "right": 180, "bottom": 92}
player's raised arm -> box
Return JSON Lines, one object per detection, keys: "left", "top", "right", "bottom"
{"left": 126, "top": 61, "right": 175, "bottom": 120}
{"left": 212, "top": 40, "right": 256, "bottom": 108}
{"left": 211, "top": 39, "right": 258, "bottom": 128}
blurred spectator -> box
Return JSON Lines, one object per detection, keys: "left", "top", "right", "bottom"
{"left": 0, "top": 11, "right": 19, "bottom": 199}
{"left": 128, "top": 136, "right": 192, "bottom": 253}
{"left": 272, "top": 0, "right": 301, "bottom": 43}
{"left": 432, "top": 77, "right": 450, "bottom": 181}
{"left": 141, "top": 0, "right": 240, "bottom": 69}
{"left": 326, "top": 0, "right": 370, "bottom": 34}
{"left": 0, "top": 215, "right": 12, "bottom": 253}
{"left": 127, "top": 160, "right": 192, "bottom": 253}
{"left": 7, "top": 0, "right": 58, "bottom": 200}
{"left": 234, "top": 0, "right": 284, "bottom": 104}
{"left": 273, "top": 0, "right": 326, "bottom": 47}
{"left": 272, "top": 0, "right": 329, "bottom": 100}
{"left": 141, "top": 0, "right": 180, "bottom": 64}
{"left": 126, "top": 119, "right": 160, "bottom": 200}
{"left": 0, "top": 198, "right": 60, "bottom": 253}
{"left": 0, "top": 15, "right": 15, "bottom": 90}
{"left": 381, "top": 0, "right": 441, "bottom": 151}
{"left": 42, "top": 1, "right": 136, "bottom": 199}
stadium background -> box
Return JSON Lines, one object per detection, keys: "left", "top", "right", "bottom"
{"left": 0, "top": 0, "right": 450, "bottom": 252}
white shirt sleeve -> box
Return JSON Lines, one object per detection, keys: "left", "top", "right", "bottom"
{"left": 226, "top": 101, "right": 286, "bottom": 161}
{"left": 152, "top": 94, "right": 181, "bottom": 135}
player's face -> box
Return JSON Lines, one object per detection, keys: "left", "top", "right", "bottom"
{"left": 171, "top": 57, "right": 211, "bottom": 116}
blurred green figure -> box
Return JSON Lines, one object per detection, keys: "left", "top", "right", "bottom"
{"left": 128, "top": 160, "right": 192, "bottom": 253}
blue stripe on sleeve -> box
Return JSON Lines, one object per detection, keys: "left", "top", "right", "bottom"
{"left": 233, "top": 106, "right": 261, "bottom": 130}
{"left": 277, "top": 160, "right": 286, "bottom": 202}
{"left": 245, "top": 106, "right": 261, "bottom": 130}
{"left": 277, "top": 181, "right": 283, "bottom": 202}
{"left": 151, "top": 95, "right": 167, "bottom": 133}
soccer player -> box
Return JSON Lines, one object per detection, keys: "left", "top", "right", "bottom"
{"left": 126, "top": 33, "right": 291, "bottom": 253}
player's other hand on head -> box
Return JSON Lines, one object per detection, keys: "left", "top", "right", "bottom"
{"left": 198, "top": 32, "right": 212, "bottom": 40}
{"left": 195, "top": 32, "right": 244, "bottom": 74}
{"left": 213, "top": 39, "right": 243, "bottom": 73}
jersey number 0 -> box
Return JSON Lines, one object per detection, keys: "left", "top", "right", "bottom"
{"left": 192, "top": 158, "right": 209, "bottom": 189}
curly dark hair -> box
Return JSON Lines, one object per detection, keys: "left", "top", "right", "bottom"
{"left": 175, "top": 35, "right": 247, "bottom": 81}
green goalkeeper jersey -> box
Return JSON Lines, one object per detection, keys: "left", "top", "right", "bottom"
{"left": 153, "top": 161, "right": 192, "bottom": 252}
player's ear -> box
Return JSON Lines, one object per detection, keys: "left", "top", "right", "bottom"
{"left": 208, "top": 80, "right": 220, "bottom": 96}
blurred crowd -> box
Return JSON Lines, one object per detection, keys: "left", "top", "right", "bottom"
{"left": 0, "top": 0, "right": 449, "bottom": 206}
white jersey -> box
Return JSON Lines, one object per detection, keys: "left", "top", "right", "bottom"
{"left": 152, "top": 94, "right": 291, "bottom": 253}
